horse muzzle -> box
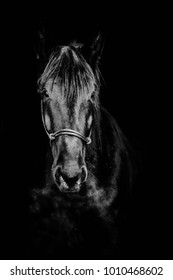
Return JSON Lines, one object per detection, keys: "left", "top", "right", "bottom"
{"left": 53, "top": 164, "right": 88, "bottom": 193}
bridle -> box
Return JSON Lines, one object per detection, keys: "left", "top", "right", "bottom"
{"left": 47, "top": 128, "right": 92, "bottom": 144}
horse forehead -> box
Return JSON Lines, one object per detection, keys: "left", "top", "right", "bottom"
{"left": 45, "top": 77, "right": 95, "bottom": 94}
{"left": 45, "top": 79, "right": 62, "bottom": 99}
{"left": 44, "top": 79, "right": 95, "bottom": 117}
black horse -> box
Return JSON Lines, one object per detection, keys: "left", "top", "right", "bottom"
{"left": 29, "top": 30, "right": 136, "bottom": 259}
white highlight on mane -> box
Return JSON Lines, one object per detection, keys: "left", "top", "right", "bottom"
{"left": 61, "top": 46, "right": 69, "bottom": 54}
{"left": 72, "top": 50, "right": 79, "bottom": 62}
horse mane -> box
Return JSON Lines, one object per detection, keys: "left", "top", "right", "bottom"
{"left": 37, "top": 43, "right": 100, "bottom": 106}
{"left": 100, "top": 106, "right": 135, "bottom": 190}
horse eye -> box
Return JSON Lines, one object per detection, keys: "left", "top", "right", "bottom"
{"left": 90, "top": 92, "right": 95, "bottom": 102}
{"left": 40, "top": 89, "right": 49, "bottom": 98}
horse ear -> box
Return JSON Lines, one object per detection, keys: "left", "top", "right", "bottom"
{"left": 33, "top": 21, "right": 47, "bottom": 73}
{"left": 89, "top": 31, "right": 105, "bottom": 69}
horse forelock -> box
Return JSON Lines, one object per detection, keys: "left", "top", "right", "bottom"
{"left": 38, "top": 44, "right": 100, "bottom": 107}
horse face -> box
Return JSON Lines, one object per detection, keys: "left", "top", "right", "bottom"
{"left": 41, "top": 78, "right": 95, "bottom": 192}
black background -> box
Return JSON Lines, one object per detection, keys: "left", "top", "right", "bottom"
{"left": 1, "top": 4, "right": 170, "bottom": 259}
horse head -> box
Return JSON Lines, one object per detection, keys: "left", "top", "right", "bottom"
{"left": 37, "top": 36, "right": 103, "bottom": 192}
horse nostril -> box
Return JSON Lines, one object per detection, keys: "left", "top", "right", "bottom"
{"left": 64, "top": 175, "right": 80, "bottom": 187}
{"left": 54, "top": 166, "right": 62, "bottom": 181}
{"left": 54, "top": 165, "right": 88, "bottom": 187}
{"left": 81, "top": 165, "right": 88, "bottom": 183}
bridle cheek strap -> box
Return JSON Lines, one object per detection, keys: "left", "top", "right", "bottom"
{"left": 48, "top": 129, "right": 92, "bottom": 145}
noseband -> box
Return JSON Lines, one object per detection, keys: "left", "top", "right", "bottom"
{"left": 47, "top": 129, "right": 92, "bottom": 144}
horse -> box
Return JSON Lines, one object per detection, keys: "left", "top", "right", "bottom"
{"left": 29, "top": 32, "right": 135, "bottom": 259}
